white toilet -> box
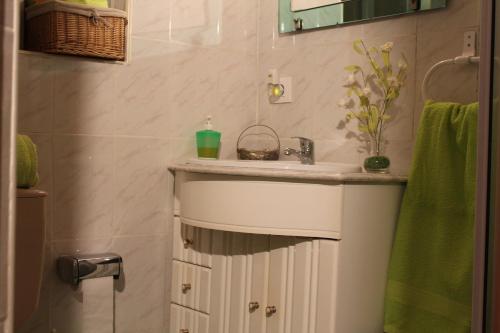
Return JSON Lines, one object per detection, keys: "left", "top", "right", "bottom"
{"left": 14, "top": 189, "right": 47, "bottom": 331}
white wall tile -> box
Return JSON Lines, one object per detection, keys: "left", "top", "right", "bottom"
{"left": 53, "top": 60, "right": 116, "bottom": 135}
{"left": 113, "top": 137, "right": 170, "bottom": 236}
{"left": 52, "top": 135, "right": 114, "bottom": 240}
{"left": 113, "top": 235, "right": 168, "bottom": 333}
{"left": 17, "top": 54, "right": 53, "bottom": 134}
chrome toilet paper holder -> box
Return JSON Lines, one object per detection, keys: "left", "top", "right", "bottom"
{"left": 57, "top": 253, "right": 122, "bottom": 285}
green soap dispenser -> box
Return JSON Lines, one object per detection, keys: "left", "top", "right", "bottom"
{"left": 196, "top": 115, "right": 221, "bottom": 159}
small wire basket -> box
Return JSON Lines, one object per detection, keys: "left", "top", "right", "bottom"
{"left": 236, "top": 125, "right": 280, "bottom": 160}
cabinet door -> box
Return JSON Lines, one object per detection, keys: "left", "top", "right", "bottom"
{"left": 171, "top": 261, "right": 212, "bottom": 314}
{"left": 248, "top": 235, "right": 270, "bottom": 333}
{"left": 266, "top": 236, "right": 295, "bottom": 333}
{"left": 173, "top": 217, "right": 212, "bottom": 267}
{"left": 170, "top": 304, "right": 209, "bottom": 333}
{"left": 225, "top": 233, "right": 251, "bottom": 333}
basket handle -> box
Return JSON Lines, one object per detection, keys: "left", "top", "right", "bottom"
{"left": 236, "top": 124, "right": 281, "bottom": 151}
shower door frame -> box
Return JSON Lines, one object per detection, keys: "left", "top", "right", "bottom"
{"left": 475, "top": 0, "right": 499, "bottom": 331}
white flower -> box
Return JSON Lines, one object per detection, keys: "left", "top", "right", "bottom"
{"left": 398, "top": 58, "right": 407, "bottom": 69}
{"left": 381, "top": 42, "right": 394, "bottom": 52}
{"left": 387, "top": 76, "right": 399, "bottom": 87}
{"left": 338, "top": 98, "right": 354, "bottom": 109}
{"left": 338, "top": 98, "right": 349, "bottom": 108}
{"left": 343, "top": 74, "right": 357, "bottom": 87}
{"left": 362, "top": 87, "right": 372, "bottom": 97}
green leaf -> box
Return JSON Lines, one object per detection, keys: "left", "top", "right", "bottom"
{"left": 345, "top": 65, "right": 362, "bottom": 73}
{"left": 353, "top": 39, "right": 364, "bottom": 55}
{"left": 359, "top": 96, "right": 369, "bottom": 107}
{"left": 382, "top": 51, "right": 390, "bottom": 68}
{"left": 358, "top": 124, "right": 370, "bottom": 133}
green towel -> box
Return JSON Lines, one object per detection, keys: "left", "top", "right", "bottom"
{"left": 16, "top": 134, "right": 39, "bottom": 189}
{"left": 384, "top": 101, "right": 478, "bottom": 333}
{"left": 26, "top": 0, "right": 109, "bottom": 8}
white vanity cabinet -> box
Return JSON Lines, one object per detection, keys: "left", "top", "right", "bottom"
{"left": 169, "top": 168, "right": 405, "bottom": 333}
{"left": 171, "top": 219, "right": 342, "bottom": 333}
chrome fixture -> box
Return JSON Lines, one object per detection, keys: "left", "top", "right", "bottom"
{"left": 249, "top": 301, "right": 260, "bottom": 312}
{"left": 283, "top": 137, "right": 314, "bottom": 165}
{"left": 294, "top": 18, "right": 303, "bottom": 31}
{"left": 181, "top": 283, "right": 192, "bottom": 293}
{"left": 183, "top": 238, "right": 193, "bottom": 247}
{"left": 179, "top": 329, "right": 189, "bottom": 333}
{"left": 265, "top": 305, "right": 277, "bottom": 316}
{"left": 57, "top": 253, "right": 122, "bottom": 285}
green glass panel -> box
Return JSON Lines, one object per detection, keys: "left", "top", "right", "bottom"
{"left": 279, "top": 0, "right": 446, "bottom": 33}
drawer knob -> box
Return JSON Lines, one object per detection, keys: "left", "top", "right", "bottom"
{"left": 181, "top": 283, "right": 192, "bottom": 293}
{"left": 183, "top": 239, "right": 193, "bottom": 247}
{"left": 249, "top": 301, "right": 260, "bottom": 312}
{"left": 180, "top": 329, "right": 189, "bottom": 333}
{"left": 265, "top": 305, "right": 277, "bottom": 316}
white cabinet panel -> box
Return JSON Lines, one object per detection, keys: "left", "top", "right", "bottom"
{"left": 314, "top": 240, "right": 339, "bottom": 333}
{"left": 171, "top": 261, "right": 212, "bottom": 314}
{"left": 290, "top": 239, "right": 313, "bottom": 333}
{"left": 209, "top": 230, "right": 227, "bottom": 333}
{"left": 226, "top": 233, "right": 250, "bottom": 333}
{"left": 173, "top": 217, "right": 213, "bottom": 268}
{"left": 248, "top": 235, "right": 269, "bottom": 333}
{"left": 266, "top": 236, "right": 292, "bottom": 333}
{"left": 170, "top": 304, "right": 209, "bottom": 333}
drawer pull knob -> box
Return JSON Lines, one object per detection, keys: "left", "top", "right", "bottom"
{"left": 180, "top": 329, "right": 189, "bottom": 333}
{"left": 183, "top": 239, "right": 193, "bottom": 246}
{"left": 249, "top": 301, "right": 260, "bottom": 312}
{"left": 265, "top": 305, "right": 277, "bottom": 316}
{"left": 181, "top": 283, "right": 192, "bottom": 293}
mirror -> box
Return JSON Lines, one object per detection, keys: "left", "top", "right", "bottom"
{"left": 279, "top": 0, "right": 446, "bottom": 33}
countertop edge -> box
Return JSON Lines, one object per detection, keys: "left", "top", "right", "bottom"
{"left": 168, "top": 163, "right": 408, "bottom": 183}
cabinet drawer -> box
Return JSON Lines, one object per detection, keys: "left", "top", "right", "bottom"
{"left": 172, "top": 260, "right": 211, "bottom": 313}
{"left": 173, "top": 217, "right": 213, "bottom": 267}
{"left": 170, "top": 304, "right": 209, "bottom": 333}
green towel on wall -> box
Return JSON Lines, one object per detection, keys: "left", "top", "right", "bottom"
{"left": 384, "top": 101, "right": 478, "bottom": 333}
{"left": 16, "top": 134, "right": 39, "bottom": 189}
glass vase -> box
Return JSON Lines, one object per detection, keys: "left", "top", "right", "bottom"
{"left": 364, "top": 137, "right": 390, "bottom": 173}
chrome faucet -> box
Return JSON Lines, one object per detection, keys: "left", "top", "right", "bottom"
{"left": 283, "top": 137, "right": 314, "bottom": 165}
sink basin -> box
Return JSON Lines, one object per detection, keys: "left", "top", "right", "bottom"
{"left": 187, "top": 159, "right": 362, "bottom": 173}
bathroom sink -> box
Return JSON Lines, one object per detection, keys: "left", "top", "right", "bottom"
{"left": 187, "top": 159, "right": 362, "bottom": 173}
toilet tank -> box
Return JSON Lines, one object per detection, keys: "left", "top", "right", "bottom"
{"left": 14, "top": 189, "right": 47, "bottom": 331}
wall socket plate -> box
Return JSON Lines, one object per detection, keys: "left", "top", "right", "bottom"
{"left": 463, "top": 31, "right": 477, "bottom": 57}
{"left": 270, "top": 77, "right": 293, "bottom": 104}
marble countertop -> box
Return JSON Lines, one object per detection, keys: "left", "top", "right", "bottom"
{"left": 169, "top": 163, "right": 408, "bottom": 183}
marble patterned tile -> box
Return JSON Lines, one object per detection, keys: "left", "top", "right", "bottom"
{"left": 131, "top": 0, "right": 170, "bottom": 37}
{"left": 416, "top": 0, "right": 480, "bottom": 34}
{"left": 167, "top": 45, "right": 219, "bottom": 138}
{"left": 50, "top": 238, "right": 114, "bottom": 333}
{"left": 258, "top": 0, "right": 297, "bottom": 50}
{"left": 220, "top": 0, "right": 258, "bottom": 54}
{"left": 169, "top": 0, "right": 222, "bottom": 46}
{"left": 114, "top": 38, "right": 171, "bottom": 138}
{"left": 314, "top": 139, "right": 365, "bottom": 165}
{"left": 17, "top": 54, "right": 54, "bottom": 133}
{"left": 362, "top": 15, "right": 417, "bottom": 40}
{"left": 414, "top": 26, "right": 480, "bottom": 132}
{"left": 113, "top": 137, "right": 170, "bottom": 236}
{"left": 258, "top": 47, "right": 318, "bottom": 138}
{"left": 53, "top": 59, "right": 116, "bottom": 135}
{"left": 112, "top": 235, "right": 168, "bottom": 333}
{"left": 28, "top": 133, "right": 53, "bottom": 241}
{"left": 52, "top": 135, "right": 114, "bottom": 240}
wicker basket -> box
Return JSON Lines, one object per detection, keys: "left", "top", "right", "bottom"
{"left": 25, "top": 1, "right": 127, "bottom": 60}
